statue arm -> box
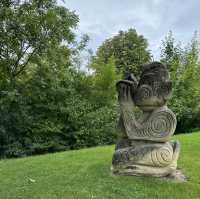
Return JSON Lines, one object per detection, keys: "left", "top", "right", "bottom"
{"left": 117, "top": 80, "right": 142, "bottom": 130}
{"left": 117, "top": 82, "right": 176, "bottom": 142}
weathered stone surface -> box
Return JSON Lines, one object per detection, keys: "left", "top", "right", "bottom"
{"left": 113, "top": 141, "right": 180, "bottom": 167}
{"left": 120, "top": 105, "right": 177, "bottom": 142}
{"left": 164, "top": 169, "right": 187, "bottom": 182}
{"left": 112, "top": 62, "right": 183, "bottom": 178}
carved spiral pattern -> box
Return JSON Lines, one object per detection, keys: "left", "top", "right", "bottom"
{"left": 112, "top": 143, "right": 175, "bottom": 167}
{"left": 151, "top": 145, "right": 173, "bottom": 167}
{"left": 140, "top": 110, "right": 177, "bottom": 139}
{"left": 136, "top": 85, "right": 153, "bottom": 100}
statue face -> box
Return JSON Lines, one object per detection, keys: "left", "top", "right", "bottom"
{"left": 133, "top": 62, "right": 172, "bottom": 111}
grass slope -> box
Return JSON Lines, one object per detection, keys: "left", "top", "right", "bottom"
{"left": 0, "top": 133, "right": 200, "bottom": 199}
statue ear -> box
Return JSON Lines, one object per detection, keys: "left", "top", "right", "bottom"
{"left": 160, "top": 81, "right": 172, "bottom": 99}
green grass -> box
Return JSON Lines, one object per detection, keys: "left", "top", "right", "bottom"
{"left": 0, "top": 133, "right": 200, "bottom": 199}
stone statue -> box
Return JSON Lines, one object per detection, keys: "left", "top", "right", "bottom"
{"left": 112, "top": 62, "right": 182, "bottom": 178}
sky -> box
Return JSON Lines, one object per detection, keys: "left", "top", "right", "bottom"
{"left": 60, "top": 0, "right": 200, "bottom": 60}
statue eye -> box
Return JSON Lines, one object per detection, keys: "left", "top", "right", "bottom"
{"left": 137, "top": 85, "right": 153, "bottom": 100}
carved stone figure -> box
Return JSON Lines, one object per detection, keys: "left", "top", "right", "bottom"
{"left": 111, "top": 62, "right": 182, "bottom": 178}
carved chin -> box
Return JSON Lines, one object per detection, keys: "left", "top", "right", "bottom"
{"left": 135, "top": 97, "right": 166, "bottom": 111}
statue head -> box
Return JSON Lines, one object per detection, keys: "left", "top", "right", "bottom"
{"left": 134, "top": 62, "right": 172, "bottom": 111}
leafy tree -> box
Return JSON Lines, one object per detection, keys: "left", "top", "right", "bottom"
{"left": 160, "top": 32, "right": 200, "bottom": 132}
{"left": 89, "top": 57, "right": 121, "bottom": 106}
{"left": 0, "top": 0, "right": 83, "bottom": 157}
{"left": 160, "top": 31, "right": 183, "bottom": 81}
{"left": 0, "top": 0, "right": 119, "bottom": 156}
{"left": 94, "top": 29, "right": 151, "bottom": 78}
{"left": 0, "top": 0, "right": 78, "bottom": 86}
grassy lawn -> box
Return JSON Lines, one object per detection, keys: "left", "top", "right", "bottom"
{"left": 0, "top": 132, "right": 200, "bottom": 199}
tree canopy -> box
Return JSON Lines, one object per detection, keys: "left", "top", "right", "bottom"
{"left": 160, "top": 31, "right": 200, "bottom": 132}
{"left": 0, "top": 0, "right": 78, "bottom": 85}
{"left": 93, "top": 29, "right": 151, "bottom": 78}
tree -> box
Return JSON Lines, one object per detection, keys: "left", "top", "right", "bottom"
{"left": 160, "top": 31, "right": 200, "bottom": 132}
{"left": 94, "top": 29, "right": 151, "bottom": 78}
{"left": 89, "top": 57, "right": 121, "bottom": 106}
{"left": 0, "top": 0, "right": 120, "bottom": 158}
{"left": 0, "top": 0, "right": 78, "bottom": 86}
{"left": 160, "top": 31, "right": 183, "bottom": 81}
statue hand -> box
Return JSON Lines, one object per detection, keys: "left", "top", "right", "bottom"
{"left": 116, "top": 81, "right": 134, "bottom": 106}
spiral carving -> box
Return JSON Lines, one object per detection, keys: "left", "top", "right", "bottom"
{"left": 112, "top": 142, "right": 175, "bottom": 167}
{"left": 123, "top": 108, "right": 177, "bottom": 141}
{"left": 151, "top": 145, "right": 173, "bottom": 167}
{"left": 136, "top": 85, "right": 153, "bottom": 100}
{"left": 146, "top": 109, "right": 177, "bottom": 139}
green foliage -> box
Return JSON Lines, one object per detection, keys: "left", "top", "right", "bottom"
{"left": 90, "top": 57, "right": 121, "bottom": 106}
{"left": 0, "top": 0, "right": 78, "bottom": 83}
{"left": 0, "top": 53, "right": 118, "bottom": 157}
{"left": 161, "top": 31, "right": 200, "bottom": 132}
{"left": 94, "top": 29, "right": 151, "bottom": 78}
{"left": 0, "top": 133, "right": 200, "bottom": 199}
{"left": 0, "top": 0, "right": 118, "bottom": 158}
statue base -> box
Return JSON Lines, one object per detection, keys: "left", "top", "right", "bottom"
{"left": 111, "top": 139, "right": 183, "bottom": 180}
{"left": 111, "top": 166, "right": 187, "bottom": 182}
{"left": 111, "top": 163, "right": 176, "bottom": 177}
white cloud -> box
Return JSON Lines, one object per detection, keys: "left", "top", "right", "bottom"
{"left": 60, "top": 0, "right": 200, "bottom": 60}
